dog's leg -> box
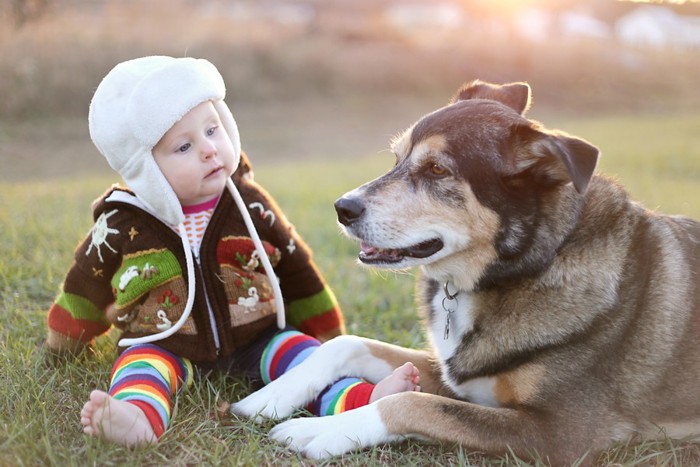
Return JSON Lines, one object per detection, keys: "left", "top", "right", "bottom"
{"left": 270, "top": 391, "right": 590, "bottom": 464}
{"left": 232, "top": 336, "right": 437, "bottom": 420}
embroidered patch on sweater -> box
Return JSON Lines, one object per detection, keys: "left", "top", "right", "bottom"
{"left": 86, "top": 209, "right": 119, "bottom": 262}
{"left": 111, "top": 249, "right": 182, "bottom": 307}
{"left": 286, "top": 226, "right": 297, "bottom": 254}
{"left": 217, "top": 236, "right": 281, "bottom": 327}
{"left": 249, "top": 202, "right": 276, "bottom": 226}
{"left": 217, "top": 236, "right": 281, "bottom": 274}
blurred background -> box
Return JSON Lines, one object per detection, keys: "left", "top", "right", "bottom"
{"left": 1, "top": 0, "right": 699, "bottom": 182}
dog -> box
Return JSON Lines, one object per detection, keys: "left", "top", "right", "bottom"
{"left": 232, "top": 80, "right": 700, "bottom": 465}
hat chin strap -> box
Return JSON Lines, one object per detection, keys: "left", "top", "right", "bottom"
{"left": 117, "top": 178, "right": 286, "bottom": 348}
{"left": 226, "top": 178, "right": 286, "bottom": 329}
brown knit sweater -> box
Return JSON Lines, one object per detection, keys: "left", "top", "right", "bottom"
{"left": 46, "top": 157, "right": 344, "bottom": 361}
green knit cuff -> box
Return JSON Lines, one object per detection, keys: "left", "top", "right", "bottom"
{"left": 56, "top": 292, "right": 103, "bottom": 321}
{"left": 287, "top": 286, "right": 338, "bottom": 325}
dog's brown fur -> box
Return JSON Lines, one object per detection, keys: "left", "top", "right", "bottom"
{"left": 331, "top": 80, "right": 700, "bottom": 464}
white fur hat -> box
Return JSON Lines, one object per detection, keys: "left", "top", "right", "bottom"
{"left": 88, "top": 56, "right": 241, "bottom": 226}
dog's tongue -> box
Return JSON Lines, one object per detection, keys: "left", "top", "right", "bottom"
{"left": 360, "top": 242, "right": 378, "bottom": 256}
{"left": 359, "top": 241, "right": 403, "bottom": 263}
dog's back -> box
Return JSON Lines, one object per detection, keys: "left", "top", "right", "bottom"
{"left": 530, "top": 175, "right": 700, "bottom": 437}
{"left": 580, "top": 180, "right": 700, "bottom": 432}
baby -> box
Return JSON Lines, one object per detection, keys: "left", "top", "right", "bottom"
{"left": 44, "top": 56, "right": 419, "bottom": 446}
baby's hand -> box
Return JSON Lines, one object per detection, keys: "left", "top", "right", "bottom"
{"left": 42, "top": 336, "right": 86, "bottom": 366}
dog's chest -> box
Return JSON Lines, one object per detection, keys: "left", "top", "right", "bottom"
{"left": 427, "top": 284, "right": 499, "bottom": 407}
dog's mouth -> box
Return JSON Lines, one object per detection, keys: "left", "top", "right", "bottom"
{"left": 359, "top": 238, "right": 444, "bottom": 264}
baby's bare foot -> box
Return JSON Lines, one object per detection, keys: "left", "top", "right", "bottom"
{"left": 370, "top": 362, "right": 421, "bottom": 403}
{"left": 80, "top": 390, "right": 157, "bottom": 446}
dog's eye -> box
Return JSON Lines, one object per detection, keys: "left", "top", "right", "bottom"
{"left": 429, "top": 163, "right": 449, "bottom": 177}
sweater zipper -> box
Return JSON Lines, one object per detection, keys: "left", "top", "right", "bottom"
{"left": 103, "top": 191, "right": 222, "bottom": 354}
{"left": 194, "top": 250, "right": 221, "bottom": 355}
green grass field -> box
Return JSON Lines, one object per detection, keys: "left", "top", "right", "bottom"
{"left": 1, "top": 112, "right": 700, "bottom": 466}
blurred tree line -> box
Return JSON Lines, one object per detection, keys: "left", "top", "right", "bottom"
{"left": 5, "top": 0, "right": 700, "bottom": 29}
{"left": 5, "top": 0, "right": 51, "bottom": 27}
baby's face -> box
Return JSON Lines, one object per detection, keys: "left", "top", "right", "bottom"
{"left": 152, "top": 101, "right": 236, "bottom": 207}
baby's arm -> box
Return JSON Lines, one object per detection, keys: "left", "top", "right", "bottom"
{"left": 46, "top": 229, "right": 117, "bottom": 356}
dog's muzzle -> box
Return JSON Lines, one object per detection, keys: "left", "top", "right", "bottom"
{"left": 335, "top": 194, "right": 444, "bottom": 265}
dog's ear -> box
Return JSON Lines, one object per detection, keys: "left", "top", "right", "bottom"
{"left": 452, "top": 80, "right": 531, "bottom": 115}
{"left": 504, "top": 124, "right": 599, "bottom": 194}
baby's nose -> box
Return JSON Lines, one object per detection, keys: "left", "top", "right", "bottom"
{"left": 201, "top": 141, "right": 217, "bottom": 158}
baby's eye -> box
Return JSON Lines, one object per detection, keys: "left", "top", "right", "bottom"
{"left": 177, "top": 143, "right": 191, "bottom": 153}
{"left": 206, "top": 126, "right": 218, "bottom": 136}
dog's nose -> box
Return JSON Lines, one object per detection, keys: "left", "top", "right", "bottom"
{"left": 335, "top": 197, "right": 365, "bottom": 226}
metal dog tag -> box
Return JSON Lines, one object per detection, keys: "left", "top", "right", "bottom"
{"left": 442, "top": 281, "right": 458, "bottom": 340}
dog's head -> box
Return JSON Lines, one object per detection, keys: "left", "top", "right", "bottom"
{"left": 335, "top": 80, "right": 599, "bottom": 289}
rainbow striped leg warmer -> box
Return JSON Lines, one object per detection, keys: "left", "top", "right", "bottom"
{"left": 260, "top": 329, "right": 374, "bottom": 416}
{"left": 108, "top": 343, "right": 193, "bottom": 438}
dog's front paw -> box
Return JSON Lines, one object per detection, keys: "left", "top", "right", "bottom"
{"left": 270, "top": 405, "right": 398, "bottom": 459}
{"left": 231, "top": 383, "right": 298, "bottom": 421}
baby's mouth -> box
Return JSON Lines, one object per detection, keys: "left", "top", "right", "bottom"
{"left": 205, "top": 166, "right": 224, "bottom": 178}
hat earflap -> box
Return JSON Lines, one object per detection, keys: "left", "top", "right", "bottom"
{"left": 214, "top": 100, "right": 241, "bottom": 171}
{"left": 120, "top": 149, "right": 185, "bottom": 226}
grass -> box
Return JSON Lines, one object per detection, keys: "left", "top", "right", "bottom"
{"left": 2, "top": 112, "right": 700, "bottom": 465}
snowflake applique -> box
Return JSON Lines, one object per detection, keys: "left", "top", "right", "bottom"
{"left": 86, "top": 209, "right": 119, "bottom": 263}
{"left": 286, "top": 226, "right": 297, "bottom": 254}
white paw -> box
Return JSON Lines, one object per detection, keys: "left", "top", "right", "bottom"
{"left": 269, "top": 405, "right": 399, "bottom": 459}
{"left": 233, "top": 335, "right": 378, "bottom": 421}
{"left": 231, "top": 381, "right": 301, "bottom": 421}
